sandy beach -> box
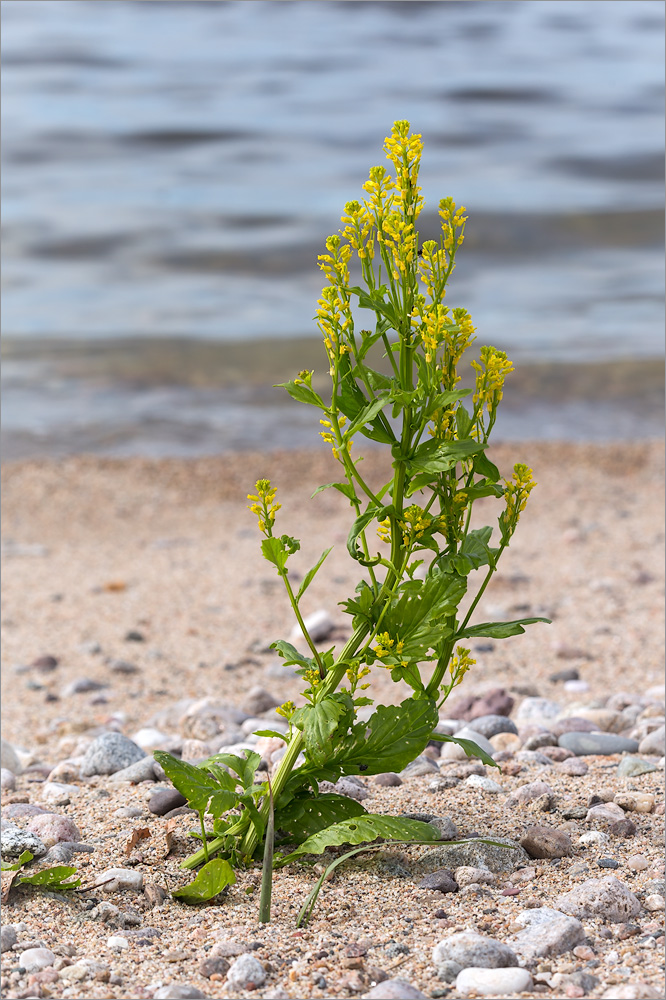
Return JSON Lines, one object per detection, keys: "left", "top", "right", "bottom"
{"left": 1, "top": 440, "right": 664, "bottom": 1000}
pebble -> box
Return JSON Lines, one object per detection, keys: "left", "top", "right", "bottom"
{"left": 489, "top": 732, "right": 521, "bottom": 752}
{"left": 579, "top": 830, "right": 610, "bottom": 846}
{"left": 47, "top": 760, "right": 81, "bottom": 783}
{"left": 426, "top": 815, "right": 459, "bottom": 840}
{"left": 109, "top": 756, "right": 161, "bottom": 783}
{"left": 515, "top": 697, "right": 561, "bottom": 726}
{"left": 598, "top": 857, "right": 620, "bottom": 868}
{"left": 1, "top": 926, "right": 18, "bottom": 953}
{"left": 465, "top": 774, "right": 503, "bottom": 793}
{"left": 626, "top": 854, "right": 650, "bottom": 871}
{"left": 319, "top": 776, "right": 371, "bottom": 800}
{"left": 1, "top": 827, "right": 47, "bottom": 858}
{"left": 454, "top": 866, "right": 497, "bottom": 888}
{"left": 455, "top": 966, "right": 533, "bottom": 996}
{"left": 18, "top": 947, "right": 56, "bottom": 973}
{"left": 436, "top": 960, "right": 463, "bottom": 982}
{"left": 515, "top": 749, "right": 554, "bottom": 766}
{"left": 505, "top": 780, "right": 554, "bottom": 808}
{"left": 522, "top": 731, "right": 558, "bottom": 751}
{"left": 374, "top": 772, "right": 403, "bottom": 787}
{"left": 617, "top": 756, "right": 658, "bottom": 777}
{"left": 433, "top": 931, "right": 518, "bottom": 969}
{"left": 226, "top": 953, "right": 267, "bottom": 990}
{"left": 0, "top": 739, "right": 22, "bottom": 774}
{"left": 643, "top": 894, "right": 665, "bottom": 912}
{"left": 451, "top": 726, "right": 496, "bottom": 757}
{"left": 614, "top": 791, "right": 655, "bottom": 813}
{"left": 421, "top": 837, "right": 529, "bottom": 874}
{"left": 600, "top": 986, "right": 663, "bottom": 999}
{"left": 109, "top": 658, "right": 139, "bottom": 674}
{"left": 40, "top": 780, "right": 80, "bottom": 805}
{"left": 62, "top": 677, "right": 107, "bottom": 695}
{"left": 95, "top": 868, "right": 144, "bottom": 892}
{"left": 520, "top": 826, "right": 573, "bottom": 859}
{"left": 362, "top": 978, "right": 428, "bottom": 999}
{"left": 289, "top": 608, "right": 334, "bottom": 643}
{"left": 132, "top": 727, "right": 172, "bottom": 749}
{"left": 559, "top": 732, "right": 640, "bottom": 756}
{"left": 80, "top": 732, "right": 146, "bottom": 776}
{"left": 508, "top": 906, "right": 585, "bottom": 959}
{"left": 149, "top": 788, "right": 188, "bottom": 815}
{"left": 0, "top": 767, "right": 17, "bottom": 790}
{"left": 107, "top": 936, "right": 129, "bottom": 951}
{"left": 400, "top": 755, "right": 439, "bottom": 776}
{"left": 638, "top": 725, "right": 665, "bottom": 755}
{"left": 2, "top": 803, "right": 47, "bottom": 819}
{"left": 550, "top": 717, "right": 599, "bottom": 736}
{"left": 586, "top": 801, "right": 628, "bottom": 826}
{"left": 199, "top": 956, "right": 231, "bottom": 978}
{"left": 26, "top": 814, "right": 81, "bottom": 847}
{"left": 153, "top": 987, "right": 209, "bottom": 999}
{"left": 564, "top": 679, "right": 589, "bottom": 693}
{"left": 556, "top": 757, "right": 589, "bottom": 776}
{"left": 418, "top": 869, "right": 458, "bottom": 893}
{"left": 555, "top": 875, "right": 641, "bottom": 922}
{"left": 465, "top": 715, "right": 518, "bottom": 739}
{"left": 550, "top": 667, "right": 580, "bottom": 683}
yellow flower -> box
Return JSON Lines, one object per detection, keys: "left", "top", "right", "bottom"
{"left": 471, "top": 346, "right": 514, "bottom": 415}
{"left": 503, "top": 463, "right": 536, "bottom": 533}
{"left": 276, "top": 700, "right": 295, "bottom": 721}
{"left": 449, "top": 646, "right": 475, "bottom": 686}
{"left": 247, "top": 479, "right": 281, "bottom": 533}
{"left": 377, "top": 517, "right": 391, "bottom": 544}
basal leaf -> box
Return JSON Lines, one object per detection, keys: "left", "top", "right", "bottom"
{"left": 456, "top": 617, "right": 551, "bottom": 639}
{"left": 330, "top": 697, "right": 438, "bottom": 775}
{"left": 18, "top": 866, "right": 80, "bottom": 889}
{"left": 153, "top": 751, "right": 237, "bottom": 817}
{"left": 275, "top": 814, "right": 438, "bottom": 866}
{"left": 275, "top": 793, "right": 366, "bottom": 843}
{"left": 172, "top": 859, "right": 236, "bottom": 903}
{"left": 1, "top": 850, "right": 33, "bottom": 871}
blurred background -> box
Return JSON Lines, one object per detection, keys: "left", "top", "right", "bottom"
{"left": 2, "top": 0, "right": 664, "bottom": 461}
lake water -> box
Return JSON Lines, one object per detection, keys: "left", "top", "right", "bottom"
{"left": 2, "top": 0, "right": 664, "bottom": 458}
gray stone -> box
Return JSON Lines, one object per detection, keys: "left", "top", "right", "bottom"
{"left": 508, "top": 906, "right": 585, "bottom": 959}
{"left": 515, "top": 698, "right": 561, "bottom": 726}
{"left": 400, "top": 754, "right": 439, "bottom": 777}
{"left": 319, "top": 776, "right": 371, "bottom": 801}
{"left": 374, "top": 772, "right": 403, "bottom": 787}
{"left": 467, "top": 715, "right": 518, "bottom": 739}
{"left": 240, "top": 686, "right": 280, "bottom": 716}
{"left": 456, "top": 967, "right": 533, "bottom": 996}
{"left": 0, "top": 768, "right": 16, "bottom": 790}
{"left": 419, "top": 837, "right": 528, "bottom": 874}
{"left": 199, "top": 956, "right": 230, "bottom": 978}
{"left": 433, "top": 931, "right": 518, "bottom": 969}
{"left": 62, "top": 677, "right": 107, "bottom": 696}
{"left": 43, "top": 844, "right": 74, "bottom": 864}
{"left": 418, "top": 869, "right": 458, "bottom": 893}
{"left": 520, "top": 826, "right": 573, "bottom": 859}
{"left": 1, "top": 827, "right": 47, "bottom": 858}
{"left": 2, "top": 803, "right": 47, "bottom": 819}
{"left": 427, "top": 815, "right": 459, "bottom": 840}
{"left": 109, "top": 756, "right": 161, "bottom": 783}
{"left": 226, "top": 953, "right": 266, "bottom": 990}
{"left": 617, "top": 756, "right": 658, "bottom": 777}
{"left": 515, "top": 750, "right": 554, "bottom": 766}
{"left": 559, "top": 732, "right": 639, "bottom": 756}
{"left": 27, "top": 813, "right": 81, "bottom": 847}
{"left": 81, "top": 732, "right": 145, "bottom": 776}
{"left": 522, "top": 732, "right": 558, "bottom": 751}
{"left": 555, "top": 875, "right": 641, "bottom": 922}
{"left": 465, "top": 774, "right": 503, "bottom": 793}
{"left": 153, "top": 988, "right": 208, "bottom": 1000}
{"left": 18, "top": 947, "right": 56, "bottom": 972}
{"left": 436, "top": 960, "right": 463, "bottom": 983}
{"left": 95, "top": 868, "right": 144, "bottom": 892}
{"left": 452, "top": 727, "right": 496, "bottom": 758}
{"left": 0, "top": 739, "right": 21, "bottom": 774}
{"left": 1, "top": 925, "right": 17, "bottom": 953}
{"left": 505, "top": 780, "right": 554, "bottom": 808}
{"left": 638, "top": 725, "right": 665, "bottom": 756}
{"left": 362, "top": 978, "right": 428, "bottom": 999}
{"left": 556, "top": 757, "right": 589, "bottom": 776}
{"left": 149, "top": 788, "right": 188, "bottom": 815}
{"left": 550, "top": 717, "right": 598, "bottom": 737}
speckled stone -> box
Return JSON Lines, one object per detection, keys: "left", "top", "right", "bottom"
{"left": 555, "top": 875, "right": 641, "bottom": 922}
{"left": 362, "top": 978, "right": 429, "bottom": 999}
{"left": 27, "top": 813, "right": 81, "bottom": 847}
{"left": 508, "top": 906, "right": 585, "bottom": 959}
{"left": 226, "top": 953, "right": 267, "bottom": 991}
{"left": 558, "top": 732, "right": 639, "bottom": 756}
{"left": 520, "top": 826, "right": 573, "bottom": 859}
{"left": 1, "top": 826, "right": 47, "bottom": 858}
{"left": 433, "top": 931, "right": 518, "bottom": 969}
{"left": 617, "top": 756, "right": 658, "bottom": 778}
{"left": 80, "top": 732, "right": 145, "bottom": 776}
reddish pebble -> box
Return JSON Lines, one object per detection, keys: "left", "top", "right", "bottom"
{"left": 502, "top": 887, "right": 521, "bottom": 896}
{"left": 565, "top": 985, "right": 585, "bottom": 998}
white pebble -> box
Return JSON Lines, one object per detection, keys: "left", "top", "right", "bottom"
{"left": 578, "top": 831, "right": 609, "bottom": 846}
{"left": 107, "top": 935, "right": 129, "bottom": 951}
{"left": 643, "top": 894, "right": 665, "bottom": 912}
{"left": 564, "top": 679, "right": 590, "bottom": 693}
{"left": 0, "top": 768, "right": 16, "bottom": 790}
{"left": 289, "top": 609, "right": 334, "bottom": 642}
{"left": 40, "top": 781, "right": 80, "bottom": 805}
{"left": 131, "top": 727, "right": 171, "bottom": 749}
{"left": 456, "top": 966, "right": 533, "bottom": 996}
{"left": 19, "top": 948, "right": 56, "bottom": 973}
{"left": 94, "top": 868, "right": 144, "bottom": 892}
{"left": 626, "top": 855, "right": 649, "bottom": 871}
{"left": 465, "top": 774, "right": 503, "bottom": 793}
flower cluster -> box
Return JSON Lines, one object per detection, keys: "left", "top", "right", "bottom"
{"left": 471, "top": 346, "right": 514, "bottom": 417}
{"left": 372, "top": 631, "right": 408, "bottom": 668}
{"left": 384, "top": 119, "right": 424, "bottom": 219}
{"left": 276, "top": 700, "right": 295, "bottom": 721}
{"left": 247, "top": 479, "right": 281, "bottom": 534}
{"left": 345, "top": 659, "right": 371, "bottom": 693}
{"left": 500, "top": 463, "right": 536, "bottom": 540}
{"left": 448, "top": 646, "right": 475, "bottom": 687}
{"left": 439, "top": 196, "right": 467, "bottom": 253}
{"left": 400, "top": 504, "right": 432, "bottom": 545}
{"left": 340, "top": 200, "right": 375, "bottom": 260}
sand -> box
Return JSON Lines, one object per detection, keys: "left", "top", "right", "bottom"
{"left": 1, "top": 440, "right": 664, "bottom": 1000}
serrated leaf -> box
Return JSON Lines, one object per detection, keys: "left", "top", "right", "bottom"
{"left": 172, "top": 859, "right": 236, "bottom": 902}
{"left": 456, "top": 617, "right": 551, "bottom": 639}
{"left": 276, "top": 814, "right": 438, "bottom": 866}
{"left": 197, "top": 751, "right": 262, "bottom": 791}
{"left": 261, "top": 536, "right": 288, "bottom": 573}
{"left": 153, "top": 751, "right": 237, "bottom": 818}
{"left": 294, "top": 698, "right": 348, "bottom": 766}
{"left": 275, "top": 793, "right": 366, "bottom": 843}
{"left": 1, "top": 850, "right": 33, "bottom": 872}
{"left": 18, "top": 866, "right": 80, "bottom": 889}
{"left": 330, "top": 697, "right": 438, "bottom": 775}
{"left": 296, "top": 547, "right": 333, "bottom": 602}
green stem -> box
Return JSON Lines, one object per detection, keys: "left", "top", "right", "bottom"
{"left": 258, "top": 776, "right": 274, "bottom": 923}
{"left": 281, "top": 573, "right": 326, "bottom": 676}
{"left": 199, "top": 812, "right": 209, "bottom": 864}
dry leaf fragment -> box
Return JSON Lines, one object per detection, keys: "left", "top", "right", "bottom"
{"left": 1, "top": 870, "right": 19, "bottom": 905}
{"left": 103, "top": 580, "right": 127, "bottom": 592}
{"left": 164, "top": 817, "right": 180, "bottom": 858}
{"left": 124, "top": 827, "right": 151, "bottom": 857}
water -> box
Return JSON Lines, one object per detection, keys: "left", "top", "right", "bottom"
{"left": 2, "top": 0, "right": 664, "bottom": 458}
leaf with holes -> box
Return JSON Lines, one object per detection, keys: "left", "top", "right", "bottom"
{"left": 275, "top": 793, "right": 366, "bottom": 843}
{"left": 275, "top": 814, "right": 438, "bottom": 866}
{"left": 153, "top": 751, "right": 237, "bottom": 818}
{"left": 18, "top": 866, "right": 81, "bottom": 889}
{"left": 329, "top": 697, "right": 439, "bottom": 776}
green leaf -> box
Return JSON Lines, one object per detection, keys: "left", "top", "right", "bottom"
{"left": 276, "top": 814, "right": 439, "bottom": 866}
{"left": 275, "top": 378, "right": 326, "bottom": 409}
{"left": 198, "top": 751, "right": 263, "bottom": 792}
{"left": 344, "top": 393, "right": 391, "bottom": 439}
{"left": 1, "top": 850, "right": 33, "bottom": 871}
{"left": 363, "top": 367, "right": 393, "bottom": 392}
{"left": 436, "top": 526, "right": 498, "bottom": 576}
{"left": 261, "top": 536, "right": 288, "bottom": 573}
{"left": 271, "top": 640, "right": 313, "bottom": 667}
{"left": 407, "top": 437, "right": 484, "bottom": 475}
{"left": 252, "top": 729, "right": 288, "bottom": 740}
{"left": 293, "top": 698, "right": 348, "bottom": 766}
{"left": 330, "top": 697, "right": 439, "bottom": 775}
{"left": 430, "top": 732, "right": 498, "bottom": 768}
{"left": 18, "top": 866, "right": 80, "bottom": 889}
{"left": 275, "top": 793, "right": 366, "bottom": 843}
{"left": 172, "top": 859, "right": 236, "bottom": 903}
{"left": 455, "top": 405, "right": 473, "bottom": 438}
{"left": 153, "top": 751, "right": 237, "bottom": 818}
{"left": 426, "top": 388, "right": 471, "bottom": 416}
{"left": 311, "top": 481, "right": 358, "bottom": 502}
{"left": 456, "top": 617, "right": 551, "bottom": 639}
{"left": 347, "top": 504, "right": 393, "bottom": 562}
{"left": 296, "top": 547, "right": 333, "bottom": 602}
{"left": 348, "top": 285, "right": 398, "bottom": 326}
{"left": 473, "top": 450, "right": 501, "bottom": 482}
{"left": 336, "top": 354, "right": 394, "bottom": 444}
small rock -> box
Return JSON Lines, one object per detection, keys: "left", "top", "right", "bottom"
{"left": 0, "top": 739, "right": 22, "bottom": 774}
{"left": 374, "top": 772, "right": 403, "bottom": 787}
{"left": 81, "top": 732, "right": 145, "bottom": 776}
{"left": 27, "top": 814, "right": 81, "bottom": 847}
{"left": 455, "top": 866, "right": 497, "bottom": 888}
{"left": 62, "top": 677, "right": 107, "bottom": 696}
{"left": 456, "top": 966, "right": 533, "bottom": 996}
{"left": 2, "top": 803, "right": 47, "bottom": 819}
{"left": 95, "top": 868, "right": 144, "bottom": 892}
{"left": 556, "top": 757, "right": 589, "bottom": 776}
{"left": 433, "top": 931, "right": 518, "bottom": 969}
{"left": 19, "top": 948, "right": 56, "bottom": 972}
{"left": 40, "top": 780, "right": 80, "bottom": 805}
{"left": 144, "top": 882, "right": 168, "bottom": 907}
{"left": 638, "top": 725, "right": 665, "bottom": 755}
{"left": 586, "top": 801, "right": 627, "bottom": 828}
{"left": 579, "top": 830, "right": 610, "bottom": 846}
{"left": 0, "top": 767, "right": 16, "bottom": 790}
{"left": 125, "top": 630, "right": 145, "bottom": 642}
{"left": 506, "top": 780, "right": 554, "bottom": 809}
{"left": 240, "top": 686, "right": 280, "bottom": 716}
{"left": 362, "top": 978, "right": 428, "bottom": 999}
{"left": 289, "top": 608, "right": 334, "bottom": 642}
{"left": 522, "top": 732, "right": 558, "bottom": 751}
{"left": 520, "top": 826, "right": 572, "bottom": 859}
{"left": 600, "top": 985, "right": 663, "bottom": 999}
{"left": 489, "top": 732, "right": 521, "bottom": 752}
{"left": 109, "top": 659, "right": 139, "bottom": 674}
{"left": 436, "top": 960, "right": 463, "bottom": 983}
{"left": 400, "top": 754, "right": 439, "bottom": 776}
{"left": 1, "top": 827, "right": 47, "bottom": 858}
{"left": 643, "top": 894, "right": 665, "bottom": 912}
{"left": 43, "top": 843, "right": 74, "bottom": 864}
{"left": 226, "top": 953, "right": 266, "bottom": 990}
{"left": 465, "top": 774, "right": 503, "bottom": 793}
{"left": 564, "top": 679, "right": 589, "bottom": 693}
{"left": 550, "top": 717, "right": 599, "bottom": 736}
{"left": 614, "top": 791, "right": 654, "bottom": 813}
{"left": 420, "top": 837, "right": 528, "bottom": 874}
{"left": 598, "top": 857, "right": 619, "bottom": 868}
{"left": 555, "top": 875, "right": 641, "bottom": 922}
{"left": 516, "top": 697, "right": 561, "bottom": 726}
{"left": 1, "top": 925, "right": 18, "bottom": 953}
{"left": 426, "top": 815, "right": 459, "bottom": 840}
{"left": 508, "top": 906, "right": 585, "bottom": 959}
{"left": 418, "top": 869, "right": 458, "bottom": 893}
{"left": 110, "top": 756, "right": 161, "bottom": 783}
{"left": 199, "top": 956, "right": 231, "bottom": 978}
{"left": 149, "top": 789, "right": 188, "bottom": 815}
{"left": 153, "top": 987, "right": 209, "bottom": 1000}
{"left": 559, "top": 732, "right": 639, "bottom": 756}
{"left": 47, "top": 760, "right": 81, "bottom": 783}
{"left": 107, "top": 936, "right": 129, "bottom": 951}
{"left": 467, "top": 715, "right": 518, "bottom": 739}
{"left": 617, "top": 756, "right": 658, "bottom": 778}
{"left": 132, "top": 728, "right": 171, "bottom": 749}
{"left": 626, "top": 855, "right": 649, "bottom": 871}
